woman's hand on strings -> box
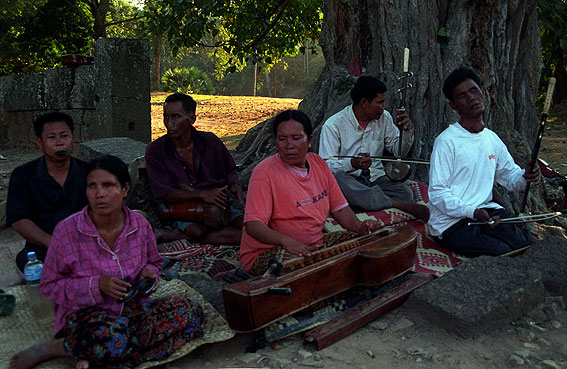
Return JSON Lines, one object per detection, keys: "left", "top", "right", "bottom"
{"left": 358, "top": 219, "right": 380, "bottom": 235}
{"left": 281, "top": 237, "right": 317, "bottom": 257}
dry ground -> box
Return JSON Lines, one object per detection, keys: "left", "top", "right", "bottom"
{"left": 0, "top": 95, "right": 566, "bottom": 369}
{"left": 150, "top": 92, "right": 301, "bottom": 150}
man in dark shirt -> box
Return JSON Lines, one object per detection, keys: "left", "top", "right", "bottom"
{"left": 145, "top": 93, "right": 244, "bottom": 244}
{"left": 7, "top": 112, "right": 88, "bottom": 272}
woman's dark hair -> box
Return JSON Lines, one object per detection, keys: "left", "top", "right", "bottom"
{"left": 442, "top": 67, "right": 482, "bottom": 102}
{"left": 350, "top": 76, "right": 387, "bottom": 105}
{"left": 272, "top": 110, "right": 313, "bottom": 138}
{"left": 33, "top": 112, "right": 74, "bottom": 138}
{"left": 86, "top": 155, "right": 131, "bottom": 188}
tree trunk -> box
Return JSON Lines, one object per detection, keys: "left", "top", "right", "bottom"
{"left": 151, "top": 35, "right": 162, "bottom": 91}
{"left": 552, "top": 48, "right": 567, "bottom": 103}
{"left": 89, "top": 0, "right": 110, "bottom": 39}
{"left": 235, "top": 0, "right": 543, "bottom": 213}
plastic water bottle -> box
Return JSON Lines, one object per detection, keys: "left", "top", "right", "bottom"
{"left": 23, "top": 252, "right": 53, "bottom": 323}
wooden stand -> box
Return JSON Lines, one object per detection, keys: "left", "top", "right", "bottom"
{"left": 303, "top": 273, "right": 431, "bottom": 350}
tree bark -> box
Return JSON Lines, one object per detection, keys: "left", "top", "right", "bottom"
{"left": 88, "top": 0, "right": 110, "bottom": 39}
{"left": 235, "top": 0, "right": 543, "bottom": 213}
{"left": 151, "top": 35, "right": 162, "bottom": 91}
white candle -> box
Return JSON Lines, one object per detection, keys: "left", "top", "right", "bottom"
{"left": 403, "top": 48, "right": 410, "bottom": 72}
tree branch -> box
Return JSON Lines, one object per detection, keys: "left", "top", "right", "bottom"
{"left": 105, "top": 15, "right": 146, "bottom": 27}
{"left": 64, "top": 0, "right": 96, "bottom": 39}
{"left": 243, "top": 0, "right": 290, "bottom": 51}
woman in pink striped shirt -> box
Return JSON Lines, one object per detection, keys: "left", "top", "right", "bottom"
{"left": 10, "top": 155, "right": 205, "bottom": 369}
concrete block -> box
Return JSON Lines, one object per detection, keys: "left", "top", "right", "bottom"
{"left": 406, "top": 256, "right": 545, "bottom": 335}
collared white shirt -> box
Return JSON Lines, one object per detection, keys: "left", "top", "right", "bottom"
{"left": 319, "top": 105, "right": 413, "bottom": 181}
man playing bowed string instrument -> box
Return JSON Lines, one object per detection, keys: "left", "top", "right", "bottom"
{"left": 240, "top": 110, "right": 381, "bottom": 275}
{"left": 319, "top": 75, "right": 429, "bottom": 221}
{"left": 428, "top": 67, "right": 539, "bottom": 257}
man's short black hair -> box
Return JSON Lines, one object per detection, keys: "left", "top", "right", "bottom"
{"left": 33, "top": 112, "right": 74, "bottom": 138}
{"left": 165, "top": 93, "right": 197, "bottom": 115}
{"left": 272, "top": 110, "right": 313, "bottom": 138}
{"left": 350, "top": 75, "right": 387, "bottom": 105}
{"left": 442, "top": 67, "right": 482, "bottom": 102}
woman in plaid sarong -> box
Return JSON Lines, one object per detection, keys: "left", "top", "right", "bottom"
{"left": 9, "top": 155, "right": 204, "bottom": 369}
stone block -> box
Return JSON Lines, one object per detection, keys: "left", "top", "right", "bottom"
{"left": 80, "top": 137, "right": 146, "bottom": 165}
{"left": 95, "top": 38, "right": 150, "bottom": 99}
{"left": 516, "top": 229, "right": 567, "bottom": 298}
{"left": 110, "top": 97, "right": 151, "bottom": 143}
{"left": 6, "top": 111, "right": 35, "bottom": 147}
{"left": 43, "top": 68, "right": 75, "bottom": 109}
{"left": 70, "top": 66, "right": 96, "bottom": 109}
{"left": 406, "top": 256, "right": 545, "bottom": 335}
{"left": 3, "top": 73, "right": 45, "bottom": 111}
{"left": 80, "top": 137, "right": 147, "bottom": 186}
{"left": 0, "top": 200, "right": 6, "bottom": 227}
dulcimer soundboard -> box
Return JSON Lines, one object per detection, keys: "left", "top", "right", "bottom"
{"left": 222, "top": 225, "right": 417, "bottom": 332}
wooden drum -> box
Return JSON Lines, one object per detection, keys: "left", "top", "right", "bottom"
{"left": 159, "top": 200, "right": 230, "bottom": 230}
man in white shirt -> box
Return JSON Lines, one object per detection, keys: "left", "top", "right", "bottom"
{"left": 319, "top": 75, "right": 429, "bottom": 220}
{"left": 428, "top": 67, "right": 539, "bottom": 256}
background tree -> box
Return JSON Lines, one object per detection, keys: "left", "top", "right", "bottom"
{"left": 538, "top": 0, "right": 567, "bottom": 103}
{"left": 143, "top": 0, "right": 322, "bottom": 72}
{"left": 235, "top": 0, "right": 544, "bottom": 213}
{"left": 0, "top": 0, "right": 90, "bottom": 75}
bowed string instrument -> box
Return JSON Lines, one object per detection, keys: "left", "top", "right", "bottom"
{"left": 519, "top": 77, "right": 557, "bottom": 215}
{"left": 332, "top": 49, "right": 431, "bottom": 174}
{"left": 383, "top": 48, "right": 413, "bottom": 182}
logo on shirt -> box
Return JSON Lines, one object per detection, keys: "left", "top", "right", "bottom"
{"left": 488, "top": 154, "right": 496, "bottom": 160}
{"left": 296, "top": 189, "right": 328, "bottom": 208}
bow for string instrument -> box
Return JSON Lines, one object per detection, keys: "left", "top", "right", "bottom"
{"left": 385, "top": 47, "right": 412, "bottom": 182}
{"left": 519, "top": 77, "right": 557, "bottom": 214}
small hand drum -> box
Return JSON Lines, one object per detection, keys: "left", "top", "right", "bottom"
{"left": 159, "top": 200, "right": 230, "bottom": 229}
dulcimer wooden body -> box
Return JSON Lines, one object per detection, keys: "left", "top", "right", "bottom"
{"left": 222, "top": 225, "right": 417, "bottom": 332}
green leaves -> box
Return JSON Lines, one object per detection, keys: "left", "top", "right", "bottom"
{"left": 437, "top": 27, "right": 450, "bottom": 39}
{"left": 161, "top": 66, "right": 216, "bottom": 94}
{"left": 143, "top": 0, "right": 323, "bottom": 73}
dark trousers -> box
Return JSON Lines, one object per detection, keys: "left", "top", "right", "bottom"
{"left": 434, "top": 208, "right": 531, "bottom": 257}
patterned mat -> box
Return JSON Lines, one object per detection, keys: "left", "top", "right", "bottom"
{"left": 324, "top": 180, "right": 469, "bottom": 277}
{"left": 157, "top": 241, "right": 240, "bottom": 280}
{"left": 156, "top": 180, "right": 467, "bottom": 342}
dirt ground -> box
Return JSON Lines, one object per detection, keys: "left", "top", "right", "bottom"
{"left": 0, "top": 96, "right": 566, "bottom": 369}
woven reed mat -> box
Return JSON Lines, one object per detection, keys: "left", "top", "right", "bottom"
{"left": 0, "top": 279, "right": 235, "bottom": 369}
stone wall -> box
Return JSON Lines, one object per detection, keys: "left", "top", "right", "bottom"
{"left": 0, "top": 38, "right": 150, "bottom": 148}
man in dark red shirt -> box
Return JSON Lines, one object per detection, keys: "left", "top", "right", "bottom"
{"left": 145, "top": 93, "right": 243, "bottom": 244}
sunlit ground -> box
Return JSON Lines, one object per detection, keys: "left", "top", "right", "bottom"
{"left": 151, "top": 92, "right": 302, "bottom": 150}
